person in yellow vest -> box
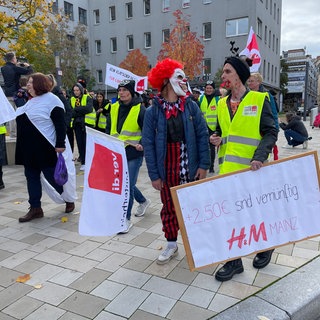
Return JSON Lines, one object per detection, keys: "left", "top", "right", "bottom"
{"left": 210, "top": 56, "right": 278, "bottom": 282}
{"left": 106, "top": 80, "right": 150, "bottom": 233}
{"left": 93, "top": 91, "right": 110, "bottom": 133}
{"left": 0, "top": 124, "right": 7, "bottom": 190}
{"left": 70, "top": 82, "right": 95, "bottom": 171}
{"left": 200, "top": 80, "right": 220, "bottom": 173}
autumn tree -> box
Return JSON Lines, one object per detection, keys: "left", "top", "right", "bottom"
{"left": 157, "top": 10, "right": 204, "bottom": 80}
{"left": 119, "top": 49, "right": 150, "bottom": 76}
{"left": 0, "top": 0, "right": 53, "bottom": 63}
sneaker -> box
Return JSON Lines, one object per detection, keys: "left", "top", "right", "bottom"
{"left": 80, "top": 165, "right": 85, "bottom": 171}
{"left": 135, "top": 199, "right": 151, "bottom": 217}
{"left": 118, "top": 219, "right": 133, "bottom": 234}
{"left": 157, "top": 246, "right": 178, "bottom": 265}
{"left": 282, "top": 144, "right": 293, "bottom": 149}
{"left": 303, "top": 140, "right": 308, "bottom": 149}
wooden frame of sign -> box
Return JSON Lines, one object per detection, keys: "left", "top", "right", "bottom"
{"left": 170, "top": 151, "right": 320, "bottom": 271}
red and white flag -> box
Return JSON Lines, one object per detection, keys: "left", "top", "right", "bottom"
{"left": 79, "top": 127, "right": 130, "bottom": 236}
{"left": 105, "top": 63, "right": 148, "bottom": 93}
{"left": 239, "top": 26, "right": 261, "bottom": 73}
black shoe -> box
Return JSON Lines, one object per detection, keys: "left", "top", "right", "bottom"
{"left": 253, "top": 249, "right": 274, "bottom": 269}
{"left": 215, "top": 258, "right": 244, "bottom": 282}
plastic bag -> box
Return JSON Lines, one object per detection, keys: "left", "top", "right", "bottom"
{"left": 54, "top": 153, "right": 68, "bottom": 186}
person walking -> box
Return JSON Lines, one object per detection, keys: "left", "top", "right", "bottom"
{"left": 1, "top": 52, "right": 33, "bottom": 137}
{"left": 142, "top": 58, "right": 210, "bottom": 264}
{"left": 210, "top": 56, "right": 278, "bottom": 281}
{"left": 247, "top": 72, "right": 280, "bottom": 160}
{"left": 70, "top": 82, "right": 95, "bottom": 171}
{"left": 280, "top": 112, "right": 311, "bottom": 149}
{"left": 106, "top": 80, "right": 150, "bottom": 233}
{"left": 199, "top": 80, "right": 220, "bottom": 173}
{"left": 15, "top": 73, "right": 76, "bottom": 222}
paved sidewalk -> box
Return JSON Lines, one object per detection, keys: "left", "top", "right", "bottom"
{"left": 0, "top": 118, "right": 319, "bottom": 320}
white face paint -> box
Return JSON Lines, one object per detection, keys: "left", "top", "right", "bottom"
{"left": 169, "top": 68, "right": 187, "bottom": 96}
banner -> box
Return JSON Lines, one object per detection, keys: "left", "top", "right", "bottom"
{"left": 239, "top": 26, "right": 261, "bottom": 73}
{"left": 105, "top": 63, "right": 148, "bottom": 93}
{"left": 79, "top": 127, "right": 130, "bottom": 236}
{"left": 0, "top": 86, "right": 16, "bottom": 124}
{"left": 171, "top": 152, "right": 320, "bottom": 271}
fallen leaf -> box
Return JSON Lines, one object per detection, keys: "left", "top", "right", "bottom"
{"left": 14, "top": 201, "right": 21, "bottom": 204}
{"left": 61, "top": 216, "right": 68, "bottom": 223}
{"left": 157, "top": 246, "right": 163, "bottom": 250}
{"left": 16, "top": 274, "right": 31, "bottom": 283}
{"left": 258, "top": 316, "right": 271, "bottom": 320}
{"left": 72, "top": 211, "right": 80, "bottom": 215}
{"left": 34, "top": 284, "right": 42, "bottom": 289}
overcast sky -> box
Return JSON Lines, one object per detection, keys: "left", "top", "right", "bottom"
{"left": 281, "top": 0, "right": 319, "bottom": 57}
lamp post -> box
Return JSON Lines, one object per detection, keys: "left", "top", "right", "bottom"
{"left": 54, "top": 51, "right": 62, "bottom": 87}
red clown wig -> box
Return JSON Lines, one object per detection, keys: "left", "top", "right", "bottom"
{"left": 148, "top": 58, "right": 184, "bottom": 92}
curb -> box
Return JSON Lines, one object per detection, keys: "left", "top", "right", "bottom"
{"left": 210, "top": 255, "right": 320, "bottom": 320}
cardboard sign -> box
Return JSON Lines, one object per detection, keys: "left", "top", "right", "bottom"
{"left": 171, "top": 151, "right": 320, "bottom": 271}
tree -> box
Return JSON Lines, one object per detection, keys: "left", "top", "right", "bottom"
{"left": 119, "top": 49, "right": 150, "bottom": 76}
{"left": 157, "top": 10, "right": 204, "bottom": 80}
{"left": 0, "top": 0, "right": 53, "bottom": 62}
{"left": 213, "top": 67, "right": 223, "bottom": 88}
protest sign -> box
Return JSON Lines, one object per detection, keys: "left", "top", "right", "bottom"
{"left": 171, "top": 151, "right": 320, "bottom": 271}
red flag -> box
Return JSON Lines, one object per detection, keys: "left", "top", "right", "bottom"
{"left": 239, "top": 26, "right": 261, "bottom": 72}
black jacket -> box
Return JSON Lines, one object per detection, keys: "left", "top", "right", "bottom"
{"left": 280, "top": 115, "right": 308, "bottom": 138}
{"left": 1, "top": 62, "right": 33, "bottom": 97}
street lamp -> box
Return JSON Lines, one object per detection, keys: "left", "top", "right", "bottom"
{"left": 54, "top": 51, "right": 62, "bottom": 87}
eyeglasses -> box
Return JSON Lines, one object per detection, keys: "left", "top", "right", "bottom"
{"left": 118, "top": 79, "right": 132, "bottom": 86}
{"left": 206, "top": 80, "right": 214, "bottom": 85}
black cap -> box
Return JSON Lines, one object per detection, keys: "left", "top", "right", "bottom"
{"left": 118, "top": 79, "right": 136, "bottom": 97}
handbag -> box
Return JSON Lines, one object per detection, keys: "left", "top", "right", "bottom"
{"left": 54, "top": 153, "right": 68, "bottom": 186}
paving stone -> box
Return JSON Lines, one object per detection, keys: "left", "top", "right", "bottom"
{"left": 59, "top": 291, "right": 108, "bottom": 318}
{"left": 2, "top": 295, "right": 43, "bottom": 319}
{"left": 0, "top": 283, "right": 33, "bottom": 310}
{"left": 69, "top": 268, "right": 110, "bottom": 293}
{"left": 23, "top": 303, "right": 66, "bottom": 320}
{"left": 0, "top": 266, "right": 22, "bottom": 287}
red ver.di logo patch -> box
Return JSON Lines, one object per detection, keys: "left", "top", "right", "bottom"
{"left": 88, "top": 143, "right": 123, "bottom": 194}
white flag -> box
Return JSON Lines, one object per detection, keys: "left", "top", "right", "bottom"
{"left": 239, "top": 26, "right": 261, "bottom": 73}
{"left": 79, "top": 127, "right": 130, "bottom": 236}
{"left": 105, "top": 63, "right": 148, "bottom": 93}
{"left": 0, "top": 86, "right": 16, "bottom": 124}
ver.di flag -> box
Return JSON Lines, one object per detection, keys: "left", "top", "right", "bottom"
{"left": 105, "top": 63, "right": 148, "bottom": 93}
{"left": 79, "top": 127, "right": 130, "bottom": 236}
{"left": 0, "top": 86, "right": 16, "bottom": 124}
{"left": 239, "top": 26, "right": 261, "bottom": 73}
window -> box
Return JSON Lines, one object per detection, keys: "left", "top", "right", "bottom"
{"left": 273, "top": 3, "right": 276, "bottom": 19}
{"left": 182, "top": 0, "right": 190, "bottom": 8}
{"left": 275, "top": 66, "right": 277, "bottom": 83}
{"left": 265, "top": 0, "right": 268, "bottom": 9}
{"left": 270, "top": 0, "right": 272, "bottom": 14}
{"left": 203, "top": 58, "right": 211, "bottom": 76}
{"left": 111, "top": 37, "right": 117, "bottom": 52}
{"left": 203, "top": 22, "right": 212, "bottom": 40}
{"left": 264, "top": 25, "right": 267, "bottom": 43}
{"left": 271, "top": 64, "right": 274, "bottom": 82}
{"left": 64, "top": 1, "right": 74, "bottom": 20}
{"left": 52, "top": 0, "right": 58, "bottom": 14}
{"left": 257, "top": 18, "right": 262, "bottom": 38}
{"left": 78, "top": 7, "right": 87, "bottom": 25}
{"left": 263, "top": 59, "right": 266, "bottom": 78}
{"left": 97, "top": 70, "right": 103, "bottom": 83}
{"left": 127, "top": 35, "right": 134, "bottom": 50}
{"left": 226, "top": 17, "right": 248, "bottom": 37}
{"left": 109, "top": 6, "right": 116, "bottom": 21}
{"left": 95, "top": 40, "right": 101, "bottom": 54}
{"left": 267, "top": 62, "right": 270, "bottom": 81}
{"left": 162, "top": 29, "right": 170, "bottom": 42}
{"left": 162, "top": 0, "right": 170, "bottom": 12}
{"left": 268, "top": 30, "right": 271, "bottom": 47}
{"left": 277, "top": 8, "right": 280, "bottom": 23}
{"left": 272, "top": 34, "right": 275, "bottom": 51}
{"left": 276, "top": 38, "right": 279, "bottom": 54}
{"left": 144, "top": 32, "right": 151, "bottom": 48}
{"left": 81, "top": 40, "right": 89, "bottom": 55}
{"left": 126, "top": 2, "right": 133, "bottom": 19}
{"left": 94, "top": 9, "right": 100, "bottom": 24}
{"left": 144, "top": 0, "right": 151, "bottom": 15}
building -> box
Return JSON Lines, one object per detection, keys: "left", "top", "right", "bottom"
{"left": 32, "top": 1, "right": 283, "bottom": 93}
{"left": 281, "top": 48, "right": 318, "bottom": 115}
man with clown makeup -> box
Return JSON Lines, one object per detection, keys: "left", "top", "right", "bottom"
{"left": 142, "top": 58, "right": 210, "bottom": 264}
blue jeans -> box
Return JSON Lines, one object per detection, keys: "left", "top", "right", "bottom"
{"left": 127, "top": 156, "right": 146, "bottom": 220}
{"left": 24, "top": 166, "right": 63, "bottom": 208}
{"left": 284, "top": 129, "right": 307, "bottom": 146}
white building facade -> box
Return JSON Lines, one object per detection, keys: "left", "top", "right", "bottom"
{"left": 53, "top": 0, "right": 282, "bottom": 93}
